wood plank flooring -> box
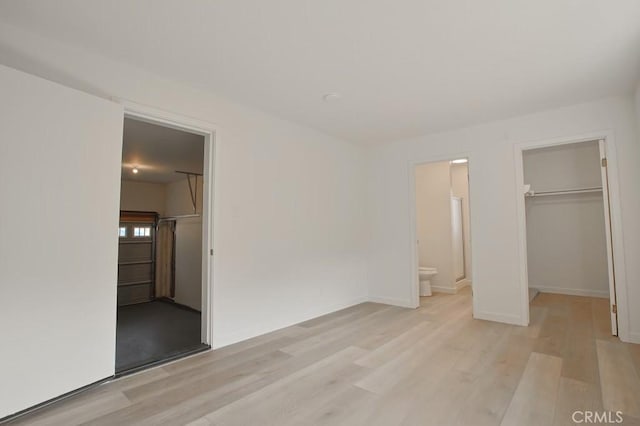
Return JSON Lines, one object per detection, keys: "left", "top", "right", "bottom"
{"left": 7, "top": 289, "right": 640, "bottom": 425}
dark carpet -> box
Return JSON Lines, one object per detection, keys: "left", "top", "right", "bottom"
{"left": 116, "top": 300, "right": 206, "bottom": 373}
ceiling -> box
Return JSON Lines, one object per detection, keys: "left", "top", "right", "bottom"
{"left": 1, "top": 1, "right": 640, "bottom": 144}
{"left": 122, "top": 118, "right": 204, "bottom": 184}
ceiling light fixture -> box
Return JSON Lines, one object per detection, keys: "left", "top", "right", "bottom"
{"left": 451, "top": 159, "right": 468, "bottom": 164}
{"left": 132, "top": 166, "right": 139, "bottom": 174}
{"left": 323, "top": 93, "right": 342, "bottom": 102}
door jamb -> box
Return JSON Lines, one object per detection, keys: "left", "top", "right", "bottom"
{"left": 121, "top": 101, "right": 217, "bottom": 346}
{"left": 513, "top": 131, "right": 629, "bottom": 341}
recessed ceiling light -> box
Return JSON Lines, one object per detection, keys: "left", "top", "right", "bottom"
{"left": 323, "top": 93, "right": 342, "bottom": 102}
{"left": 451, "top": 159, "right": 468, "bottom": 164}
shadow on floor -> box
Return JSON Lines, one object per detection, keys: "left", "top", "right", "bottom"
{"left": 116, "top": 300, "right": 207, "bottom": 373}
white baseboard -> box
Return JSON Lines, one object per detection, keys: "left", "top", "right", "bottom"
{"left": 456, "top": 279, "right": 471, "bottom": 291}
{"left": 368, "top": 296, "right": 414, "bottom": 308}
{"left": 431, "top": 279, "right": 470, "bottom": 295}
{"left": 624, "top": 331, "right": 640, "bottom": 345}
{"left": 474, "top": 310, "right": 525, "bottom": 326}
{"left": 532, "top": 286, "right": 609, "bottom": 299}
{"left": 212, "top": 296, "right": 368, "bottom": 349}
{"left": 430, "top": 285, "right": 457, "bottom": 294}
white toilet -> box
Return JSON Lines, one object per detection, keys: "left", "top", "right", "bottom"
{"left": 419, "top": 267, "right": 438, "bottom": 296}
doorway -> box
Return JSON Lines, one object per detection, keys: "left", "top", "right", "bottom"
{"left": 411, "top": 158, "right": 474, "bottom": 311}
{"left": 516, "top": 137, "right": 621, "bottom": 337}
{"left": 116, "top": 113, "right": 212, "bottom": 374}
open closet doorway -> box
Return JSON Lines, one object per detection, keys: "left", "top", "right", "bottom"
{"left": 520, "top": 139, "right": 618, "bottom": 336}
{"left": 116, "top": 115, "right": 211, "bottom": 374}
{"left": 411, "top": 158, "right": 474, "bottom": 316}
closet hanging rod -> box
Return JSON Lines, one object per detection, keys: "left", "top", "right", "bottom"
{"left": 525, "top": 186, "right": 602, "bottom": 197}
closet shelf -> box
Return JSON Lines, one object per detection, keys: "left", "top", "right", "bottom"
{"left": 119, "top": 240, "right": 153, "bottom": 245}
{"left": 118, "top": 260, "right": 153, "bottom": 266}
{"left": 117, "top": 280, "right": 152, "bottom": 287}
{"left": 525, "top": 186, "right": 602, "bottom": 197}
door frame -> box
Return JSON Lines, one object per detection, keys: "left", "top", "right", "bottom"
{"left": 598, "top": 139, "right": 618, "bottom": 335}
{"left": 122, "top": 101, "right": 217, "bottom": 346}
{"left": 450, "top": 196, "right": 466, "bottom": 282}
{"left": 513, "top": 130, "right": 628, "bottom": 340}
{"left": 408, "top": 153, "right": 476, "bottom": 315}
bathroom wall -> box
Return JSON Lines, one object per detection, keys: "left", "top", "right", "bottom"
{"left": 523, "top": 141, "right": 609, "bottom": 297}
{"left": 415, "top": 161, "right": 455, "bottom": 292}
{"left": 450, "top": 163, "right": 471, "bottom": 284}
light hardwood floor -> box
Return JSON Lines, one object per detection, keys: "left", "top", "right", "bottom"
{"left": 8, "top": 289, "right": 640, "bottom": 425}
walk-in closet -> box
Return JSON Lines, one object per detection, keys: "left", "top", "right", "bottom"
{"left": 523, "top": 140, "right": 616, "bottom": 333}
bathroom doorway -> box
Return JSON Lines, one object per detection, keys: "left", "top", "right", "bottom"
{"left": 410, "top": 158, "right": 474, "bottom": 312}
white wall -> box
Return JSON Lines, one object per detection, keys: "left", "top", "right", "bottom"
{"left": 0, "top": 65, "right": 123, "bottom": 418}
{"left": 450, "top": 163, "right": 471, "bottom": 282}
{"left": 415, "top": 162, "right": 454, "bottom": 291}
{"left": 523, "top": 142, "right": 609, "bottom": 298}
{"left": 368, "top": 95, "right": 640, "bottom": 342}
{"left": 119, "top": 180, "right": 166, "bottom": 215}
{"left": 523, "top": 142, "right": 603, "bottom": 192}
{"left": 166, "top": 177, "right": 204, "bottom": 310}
{"left": 0, "top": 23, "right": 369, "bottom": 351}
{"left": 636, "top": 83, "right": 640, "bottom": 136}
{"left": 165, "top": 177, "right": 204, "bottom": 217}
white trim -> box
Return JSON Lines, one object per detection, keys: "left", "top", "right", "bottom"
{"left": 431, "top": 280, "right": 470, "bottom": 295}
{"left": 513, "top": 130, "right": 629, "bottom": 341}
{"left": 599, "top": 139, "right": 618, "bottom": 334}
{"left": 121, "top": 100, "right": 218, "bottom": 347}
{"left": 118, "top": 99, "right": 216, "bottom": 135}
{"left": 532, "top": 286, "right": 609, "bottom": 299}
{"left": 513, "top": 145, "right": 531, "bottom": 327}
{"left": 368, "top": 296, "right": 415, "bottom": 308}
{"left": 430, "top": 286, "right": 457, "bottom": 294}
{"left": 408, "top": 152, "right": 478, "bottom": 318}
{"left": 603, "top": 134, "right": 630, "bottom": 342}
{"left": 627, "top": 332, "right": 640, "bottom": 345}
{"left": 474, "top": 311, "right": 524, "bottom": 326}
{"left": 455, "top": 279, "right": 471, "bottom": 291}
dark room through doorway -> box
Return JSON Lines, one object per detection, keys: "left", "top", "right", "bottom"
{"left": 116, "top": 117, "right": 209, "bottom": 374}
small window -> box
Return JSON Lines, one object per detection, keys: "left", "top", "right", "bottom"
{"left": 133, "top": 226, "right": 151, "bottom": 237}
{"left": 119, "top": 227, "right": 127, "bottom": 237}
